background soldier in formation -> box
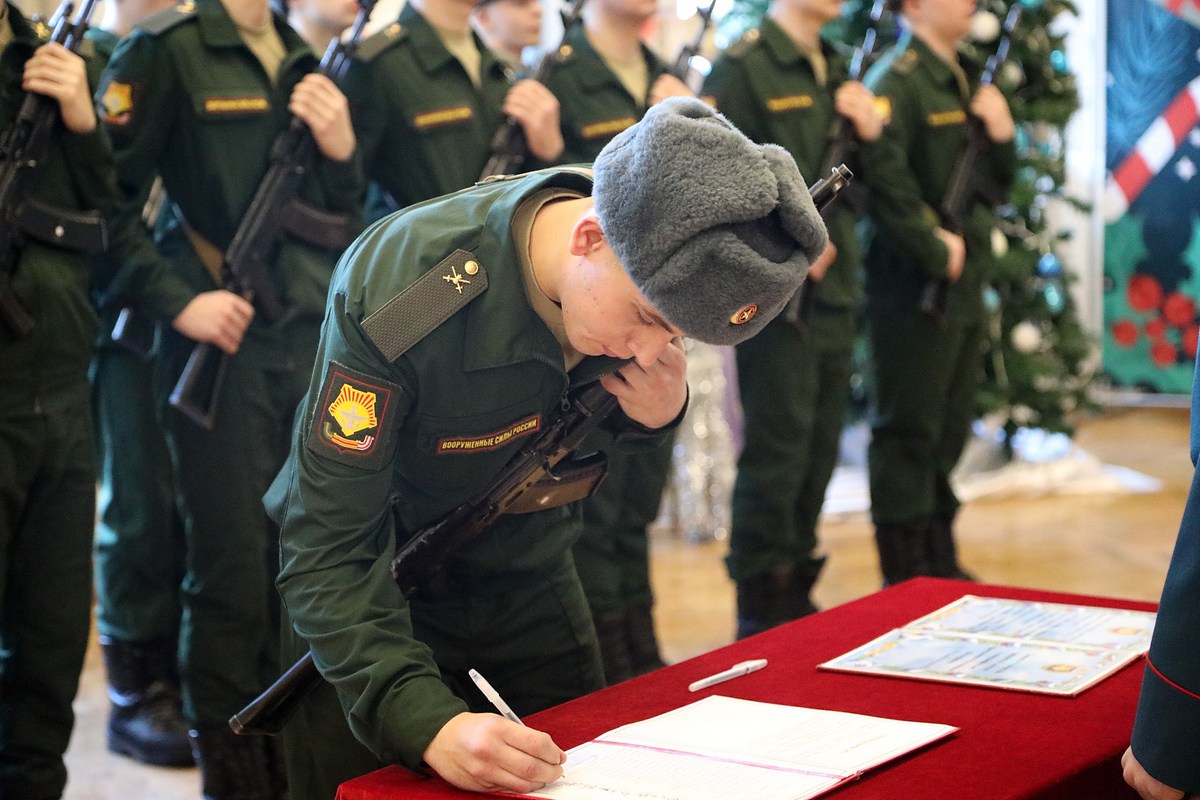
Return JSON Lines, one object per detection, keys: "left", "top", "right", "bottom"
{"left": 96, "top": 0, "right": 359, "bottom": 794}
{"left": 702, "top": 0, "right": 882, "bottom": 638}
{"left": 0, "top": 2, "right": 115, "bottom": 796}
{"left": 542, "top": 0, "right": 693, "bottom": 684}
{"left": 862, "top": 0, "right": 1014, "bottom": 584}
{"left": 85, "top": 0, "right": 190, "bottom": 770}
{"left": 347, "top": 0, "right": 562, "bottom": 220}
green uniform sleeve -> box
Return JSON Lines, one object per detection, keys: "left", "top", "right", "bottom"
{"left": 271, "top": 258, "right": 468, "bottom": 768}
{"left": 59, "top": 125, "right": 117, "bottom": 215}
{"left": 860, "top": 76, "right": 950, "bottom": 278}
{"left": 98, "top": 32, "right": 197, "bottom": 322}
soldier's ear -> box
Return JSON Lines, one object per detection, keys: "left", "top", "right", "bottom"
{"left": 567, "top": 210, "right": 606, "bottom": 257}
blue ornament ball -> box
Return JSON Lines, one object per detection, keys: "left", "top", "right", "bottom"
{"left": 1019, "top": 0, "right": 1043, "bottom": 8}
{"left": 1050, "top": 50, "right": 1068, "bottom": 74}
{"left": 1036, "top": 251, "right": 1062, "bottom": 279}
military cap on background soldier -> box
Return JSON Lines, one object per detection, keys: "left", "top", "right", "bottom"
{"left": 266, "top": 97, "right": 826, "bottom": 800}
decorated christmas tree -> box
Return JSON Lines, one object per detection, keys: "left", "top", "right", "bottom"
{"left": 714, "top": 0, "right": 1095, "bottom": 445}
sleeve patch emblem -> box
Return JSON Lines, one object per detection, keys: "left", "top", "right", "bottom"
{"left": 102, "top": 81, "right": 134, "bottom": 125}
{"left": 306, "top": 362, "right": 400, "bottom": 470}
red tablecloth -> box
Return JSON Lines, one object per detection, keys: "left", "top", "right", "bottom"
{"left": 336, "top": 577, "right": 1150, "bottom": 800}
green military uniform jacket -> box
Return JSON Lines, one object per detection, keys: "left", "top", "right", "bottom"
{"left": 702, "top": 19, "right": 861, "bottom": 309}
{"left": 863, "top": 34, "right": 1015, "bottom": 320}
{"left": 543, "top": 24, "right": 669, "bottom": 164}
{"left": 97, "top": 0, "right": 362, "bottom": 327}
{"left": 267, "top": 168, "right": 675, "bottom": 769}
{"left": 0, "top": 7, "right": 116, "bottom": 408}
{"left": 348, "top": 4, "right": 513, "bottom": 210}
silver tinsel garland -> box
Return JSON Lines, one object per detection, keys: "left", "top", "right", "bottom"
{"left": 657, "top": 340, "right": 739, "bottom": 543}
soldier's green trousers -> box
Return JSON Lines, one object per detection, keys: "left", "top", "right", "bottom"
{"left": 574, "top": 443, "right": 675, "bottom": 615}
{"left": 866, "top": 303, "right": 984, "bottom": 525}
{"left": 280, "top": 554, "right": 604, "bottom": 800}
{"left": 728, "top": 305, "right": 855, "bottom": 582}
{"left": 92, "top": 338, "right": 184, "bottom": 643}
{"left": 158, "top": 323, "right": 317, "bottom": 729}
{"left": 0, "top": 384, "right": 94, "bottom": 800}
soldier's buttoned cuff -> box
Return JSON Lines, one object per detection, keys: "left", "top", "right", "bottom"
{"left": 318, "top": 148, "right": 366, "bottom": 213}
{"left": 376, "top": 674, "right": 470, "bottom": 771}
{"left": 1131, "top": 658, "right": 1200, "bottom": 794}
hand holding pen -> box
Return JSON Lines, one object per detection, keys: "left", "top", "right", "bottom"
{"left": 420, "top": 670, "right": 566, "bottom": 795}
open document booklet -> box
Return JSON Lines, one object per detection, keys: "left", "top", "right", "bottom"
{"left": 819, "top": 594, "right": 1156, "bottom": 696}
{"left": 516, "top": 695, "right": 956, "bottom": 800}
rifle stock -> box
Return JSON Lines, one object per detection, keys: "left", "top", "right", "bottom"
{"left": 918, "top": 4, "right": 1021, "bottom": 323}
{"left": 230, "top": 174, "right": 854, "bottom": 737}
{"left": 0, "top": 0, "right": 101, "bottom": 337}
{"left": 168, "top": 2, "right": 375, "bottom": 429}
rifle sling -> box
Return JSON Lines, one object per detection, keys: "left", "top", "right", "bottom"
{"left": 14, "top": 198, "right": 107, "bottom": 253}
{"left": 175, "top": 199, "right": 356, "bottom": 291}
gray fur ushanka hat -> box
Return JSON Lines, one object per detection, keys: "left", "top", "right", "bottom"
{"left": 593, "top": 97, "right": 828, "bottom": 346}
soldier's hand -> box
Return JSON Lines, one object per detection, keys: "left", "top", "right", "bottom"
{"left": 970, "top": 84, "right": 1015, "bottom": 143}
{"left": 807, "top": 241, "right": 838, "bottom": 282}
{"left": 1121, "top": 747, "right": 1187, "bottom": 800}
{"left": 23, "top": 43, "right": 95, "bottom": 134}
{"left": 648, "top": 73, "right": 693, "bottom": 106}
{"left": 289, "top": 73, "right": 356, "bottom": 162}
{"left": 835, "top": 81, "right": 883, "bottom": 142}
{"left": 172, "top": 290, "right": 255, "bottom": 354}
{"left": 602, "top": 337, "right": 687, "bottom": 430}
{"left": 934, "top": 227, "right": 966, "bottom": 282}
{"left": 505, "top": 79, "right": 563, "bottom": 163}
{"left": 423, "top": 712, "right": 565, "bottom": 794}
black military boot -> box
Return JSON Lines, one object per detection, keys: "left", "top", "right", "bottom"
{"left": 736, "top": 565, "right": 793, "bottom": 640}
{"left": 874, "top": 521, "right": 936, "bottom": 586}
{"left": 592, "top": 610, "right": 635, "bottom": 685}
{"left": 789, "top": 555, "right": 827, "bottom": 619}
{"left": 927, "top": 515, "right": 977, "bottom": 580}
{"left": 100, "top": 635, "right": 194, "bottom": 767}
{"left": 190, "top": 727, "right": 278, "bottom": 800}
{"left": 624, "top": 602, "right": 666, "bottom": 677}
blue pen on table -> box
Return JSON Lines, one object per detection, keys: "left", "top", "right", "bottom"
{"left": 468, "top": 668, "right": 524, "bottom": 725}
{"left": 687, "top": 658, "right": 768, "bottom": 692}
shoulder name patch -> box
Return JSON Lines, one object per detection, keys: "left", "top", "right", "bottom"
{"left": 306, "top": 361, "right": 401, "bottom": 470}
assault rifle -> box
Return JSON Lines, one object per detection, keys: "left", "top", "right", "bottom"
{"left": 817, "top": 0, "right": 886, "bottom": 179}
{"left": 782, "top": 164, "right": 855, "bottom": 327}
{"left": 784, "top": 1, "right": 884, "bottom": 329}
{"left": 478, "top": 0, "right": 587, "bottom": 179}
{"left": 0, "top": 0, "right": 105, "bottom": 338}
{"left": 167, "top": 2, "right": 375, "bottom": 429}
{"left": 229, "top": 173, "right": 852, "bottom": 737}
{"left": 917, "top": 3, "right": 1021, "bottom": 323}
{"left": 669, "top": 0, "right": 716, "bottom": 86}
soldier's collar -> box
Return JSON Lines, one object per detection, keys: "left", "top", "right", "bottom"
{"left": 197, "top": 0, "right": 305, "bottom": 54}
{"left": 401, "top": 3, "right": 503, "bottom": 78}
{"left": 908, "top": 33, "right": 965, "bottom": 91}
